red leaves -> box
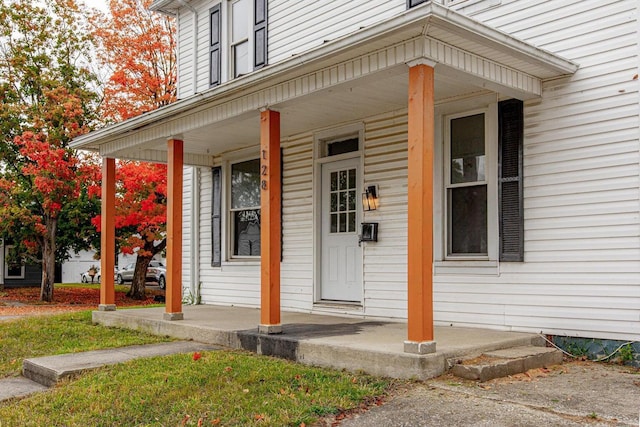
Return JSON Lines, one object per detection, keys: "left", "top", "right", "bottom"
{"left": 192, "top": 352, "right": 202, "bottom": 361}
{"left": 90, "top": 0, "right": 176, "bottom": 122}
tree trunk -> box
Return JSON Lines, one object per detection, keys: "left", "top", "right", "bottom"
{"left": 125, "top": 235, "right": 166, "bottom": 300}
{"left": 126, "top": 255, "right": 151, "bottom": 299}
{"left": 40, "top": 218, "right": 57, "bottom": 302}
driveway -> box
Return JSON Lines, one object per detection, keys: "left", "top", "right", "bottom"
{"left": 336, "top": 360, "right": 640, "bottom": 426}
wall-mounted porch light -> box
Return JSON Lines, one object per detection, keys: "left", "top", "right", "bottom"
{"left": 362, "top": 185, "right": 379, "bottom": 211}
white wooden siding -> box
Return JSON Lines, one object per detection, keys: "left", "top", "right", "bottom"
{"left": 431, "top": 0, "right": 640, "bottom": 340}
{"left": 362, "top": 111, "right": 409, "bottom": 319}
{"left": 280, "top": 134, "right": 314, "bottom": 311}
{"left": 269, "top": 0, "right": 405, "bottom": 64}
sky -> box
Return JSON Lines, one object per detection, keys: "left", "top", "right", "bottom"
{"left": 82, "top": 0, "right": 108, "bottom": 12}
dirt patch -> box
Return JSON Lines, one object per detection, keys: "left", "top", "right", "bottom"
{"left": 0, "top": 286, "right": 164, "bottom": 317}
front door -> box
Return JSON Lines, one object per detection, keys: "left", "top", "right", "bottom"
{"left": 320, "top": 158, "right": 362, "bottom": 302}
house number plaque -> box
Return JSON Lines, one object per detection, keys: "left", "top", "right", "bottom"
{"left": 261, "top": 149, "right": 268, "bottom": 190}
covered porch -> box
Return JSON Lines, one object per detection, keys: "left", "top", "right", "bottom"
{"left": 92, "top": 304, "right": 546, "bottom": 380}
{"left": 71, "top": 2, "right": 577, "bottom": 357}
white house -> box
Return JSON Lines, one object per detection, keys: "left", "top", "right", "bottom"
{"left": 71, "top": 0, "right": 640, "bottom": 352}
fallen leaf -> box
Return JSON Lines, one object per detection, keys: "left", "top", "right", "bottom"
{"left": 181, "top": 415, "right": 190, "bottom": 426}
{"left": 243, "top": 389, "right": 249, "bottom": 393}
{"left": 193, "top": 352, "right": 202, "bottom": 361}
{"left": 197, "top": 418, "right": 203, "bottom": 427}
{"left": 211, "top": 419, "right": 221, "bottom": 425}
{"left": 224, "top": 366, "right": 232, "bottom": 372}
{"left": 633, "top": 74, "right": 638, "bottom": 80}
{"left": 255, "top": 414, "right": 265, "bottom": 421}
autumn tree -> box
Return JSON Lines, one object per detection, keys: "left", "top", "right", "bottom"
{"left": 90, "top": 0, "right": 177, "bottom": 122}
{"left": 0, "top": 0, "right": 99, "bottom": 301}
{"left": 89, "top": 0, "right": 176, "bottom": 297}
{"left": 90, "top": 161, "right": 167, "bottom": 299}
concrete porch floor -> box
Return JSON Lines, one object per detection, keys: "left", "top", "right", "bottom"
{"left": 93, "top": 305, "right": 545, "bottom": 380}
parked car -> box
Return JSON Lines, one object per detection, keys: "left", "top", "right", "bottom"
{"left": 116, "top": 261, "right": 167, "bottom": 289}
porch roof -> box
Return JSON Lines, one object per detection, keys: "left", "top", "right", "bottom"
{"left": 71, "top": 1, "right": 577, "bottom": 165}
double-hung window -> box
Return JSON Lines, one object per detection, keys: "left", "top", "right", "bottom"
{"left": 441, "top": 99, "right": 523, "bottom": 263}
{"left": 209, "top": 0, "right": 267, "bottom": 87}
{"left": 230, "top": 0, "right": 250, "bottom": 78}
{"left": 229, "top": 159, "right": 261, "bottom": 257}
{"left": 446, "top": 112, "right": 488, "bottom": 256}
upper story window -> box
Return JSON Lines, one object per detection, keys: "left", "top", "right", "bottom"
{"left": 230, "top": 0, "right": 250, "bottom": 77}
{"left": 209, "top": 0, "right": 267, "bottom": 87}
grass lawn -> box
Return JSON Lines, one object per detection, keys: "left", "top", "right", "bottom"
{"left": 0, "top": 310, "right": 172, "bottom": 378}
{"left": 0, "top": 311, "right": 393, "bottom": 426}
{"left": 0, "top": 350, "right": 390, "bottom": 426}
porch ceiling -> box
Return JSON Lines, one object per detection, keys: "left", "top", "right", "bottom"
{"left": 71, "top": 1, "right": 577, "bottom": 166}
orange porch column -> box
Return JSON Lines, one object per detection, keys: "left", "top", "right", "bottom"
{"left": 99, "top": 157, "right": 116, "bottom": 311}
{"left": 165, "top": 138, "right": 184, "bottom": 321}
{"left": 259, "top": 109, "right": 282, "bottom": 334}
{"left": 405, "top": 60, "right": 436, "bottom": 354}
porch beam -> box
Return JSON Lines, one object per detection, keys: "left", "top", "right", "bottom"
{"left": 99, "top": 157, "right": 116, "bottom": 311}
{"left": 405, "top": 61, "right": 436, "bottom": 354}
{"left": 259, "top": 109, "right": 282, "bottom": 334}
{"left": 165, "top": 139, "right": 184, "bottom": 320}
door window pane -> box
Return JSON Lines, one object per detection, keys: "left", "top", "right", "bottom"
{"left": 328, "top": 167, "right": 357, "bottom": 234}
{"left": 449, "top": 185, "right": 487, "bottom": 254}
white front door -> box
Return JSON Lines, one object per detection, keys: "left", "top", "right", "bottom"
{"left": 320, "top": 158, "right": 362, "bottom": 302}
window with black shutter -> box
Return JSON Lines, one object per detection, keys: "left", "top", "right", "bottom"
{"left": 498, "top": 99, "right": 524, "bottom": 262}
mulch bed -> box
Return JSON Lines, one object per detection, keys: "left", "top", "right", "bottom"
{"left": 0, "top": 286, "right": 164, "bottom": 316}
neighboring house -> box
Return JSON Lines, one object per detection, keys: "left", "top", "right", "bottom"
{"left": 71, "top": 0, "right": 640, "bottom": 351}
{"left": 0, "top": 239, "right": 42, "bottom": 287}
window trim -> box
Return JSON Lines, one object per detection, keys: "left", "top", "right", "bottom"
{"left": 229, "top": 0, "right": 252, "bottom": 78}
{"left": 225, "top": 154, "right": 262, "bottom": 261}
{"left": 442, "top": 105, "right": 498, "bottom": 261}
{"left": 4, "top": 245, "right": 25, "bottom": 279}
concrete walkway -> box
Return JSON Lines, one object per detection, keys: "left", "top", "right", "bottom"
{"left": 92, "top": 305, "right": 547, "bottom": 380}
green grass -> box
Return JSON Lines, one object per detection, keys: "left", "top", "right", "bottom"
{"left": 0, "top": 311, "right": 172, "bottom": 377}
{"left": 0, "top": 349, "right": 390, "bottom": 426}
{"left": 57, "top": 282, "right": 131, "bottom": 292}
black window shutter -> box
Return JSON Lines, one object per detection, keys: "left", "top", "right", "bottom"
{"left": 407, "top": 0, "right": 428, "bottom": 8}
{"left": 211, "top": 166, "right": 222, "bottom": 267}
{"left": 498, "top": 99, "right": 524, "bottom": 262}
{"left": 209, "top": 5, "right": 221, "bottom": 87}
{"left": 254, "top": 0, "right": 267, "bottom": 69}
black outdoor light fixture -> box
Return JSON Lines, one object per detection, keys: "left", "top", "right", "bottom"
{"left": 362, "top": 185, "right": 379, "bottom": 211}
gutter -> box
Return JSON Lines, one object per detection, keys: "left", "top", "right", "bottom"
{"left": 71, "top": 1, "right": 578, "bottom": 150}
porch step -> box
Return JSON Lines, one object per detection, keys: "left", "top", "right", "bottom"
{"left": 450, "top": 346, "right": 563, "bottom": 382}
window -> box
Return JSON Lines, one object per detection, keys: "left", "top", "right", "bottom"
{"left": 230, "top": 159, "right": 261, "bottom": 257}
{"left": 4, "top": 245, "right": 25, "bottom": 279}
{"left": 230, "top": 0, "right": 250, "bottom": 78}
{"left": 210, "top": 0, "right": 267, "bottom": 86}
{"left": 441, "top": 99, "right": 523, "bottom": 262}
{"left": 446, "top": 113, "right": 488, "bottom": 256}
